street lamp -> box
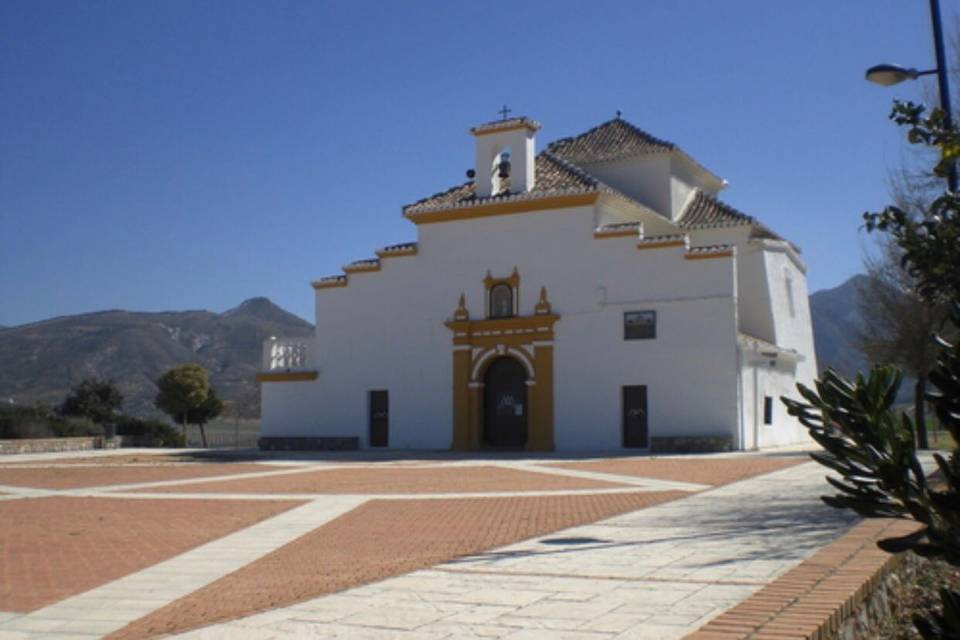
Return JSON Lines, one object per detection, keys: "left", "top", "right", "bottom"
{"left": 865, "top": 64, "right": 936, "bottom": 86}
{"left": 865, "top": 0, "right": 957, "bottom": 191}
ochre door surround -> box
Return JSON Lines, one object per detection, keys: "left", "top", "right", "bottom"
{"left": 444, "top": 285, "right": 557, "bottom": 452}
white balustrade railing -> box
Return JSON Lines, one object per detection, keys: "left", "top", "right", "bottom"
{"left": 262, "top": 337, "right": 314, "bottom": 372}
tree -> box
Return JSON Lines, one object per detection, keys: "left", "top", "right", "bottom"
{"left": 59, "top": 379, "right": 123, "bottom": 425}
{"left": 856, "top": 239, "right": 954, "bottom": 447}
{"left": 155, "top": 364, "right": 210, "bottom": 445}
{"left": 783, "top": 100, "right": 960, "bottom": 638}
{"left": 185, "top": 388, "right": 223, "bottom": 448}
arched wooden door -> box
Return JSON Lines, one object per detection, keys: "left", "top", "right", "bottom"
{"left": 483, "top": 357, "right": 528, "bottom": 448}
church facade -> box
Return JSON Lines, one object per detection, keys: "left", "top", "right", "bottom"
{"left": 258, "top": 116, "right": 816, "bottom": 452}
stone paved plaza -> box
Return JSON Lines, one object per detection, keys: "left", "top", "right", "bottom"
{"left": 0, "top": 448, "right": 858, "bottom": 639}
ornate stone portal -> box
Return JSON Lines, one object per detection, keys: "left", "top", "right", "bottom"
{"left": 444, "top": 280, "right": 558, "bottom": 451}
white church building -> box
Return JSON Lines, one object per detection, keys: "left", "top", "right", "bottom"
{"left": 258, "top": 115, "right": 816, "bottom": 452}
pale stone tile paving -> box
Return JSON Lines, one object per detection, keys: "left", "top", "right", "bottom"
{"left": 174, "top": 461, "right": 858, "bottom": 639}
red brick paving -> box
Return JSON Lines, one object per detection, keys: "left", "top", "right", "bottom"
{"left": 550, "top": 457, "right": 804, "bottom": 486}
{"left": 685, "top": 518, "right": 922, "bottom": 640}
{"left": 0, "top": 454, "right": 205, "bottom": 466}
{"left": 109, "top": 491, "right": 685, "bottom": 639}
{"left": 0, "top": 463, "right": 284, "bottom": 489}
{"left": 0, "top": 497, "right": 302, "bottom": 612}
{"left": 138, "top": 465, "right": 628, "bottom": 494}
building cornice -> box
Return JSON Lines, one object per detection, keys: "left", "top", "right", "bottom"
{"left": 311, "top": 276, "right": 348, "bottom": 290}
{"left": 376, "top": 243, "right": 418, "bottom": 259}
{"left": 405, "top": 192, "right": 598, "bottom": 225}
{"left": 470, "top": 117, "right": 541, "bottom": 137}
{"left": 445, "top": 314, "right": 560, "bottom": 348}
{"left": 750, "top": 238, "right": 807, "bottom": 274}
{"left": 343, "top": 259, "right": 381, "bottom": 274}
{"left": 684, "top": 244, "right": 735, "bottom": 260}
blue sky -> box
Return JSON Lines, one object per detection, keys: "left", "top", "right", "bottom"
{"left": 0, "top": 1, "right": 952, "bottom": 326}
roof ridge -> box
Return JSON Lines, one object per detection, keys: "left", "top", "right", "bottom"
{"left": 547, "top": 117, "right": 676, "bottom": 157}
{"left": 702, "top": 191, "right": 753, "bottom": 221}
{"left": 678, "top": 189, "right": 754, "bottom": 225}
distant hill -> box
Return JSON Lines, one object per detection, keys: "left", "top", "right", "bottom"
{"left": 0, "top": 298, "right": 313, "bottom": 418}
{"left": 809, "top": 274, "right": 869, "bottom": 378}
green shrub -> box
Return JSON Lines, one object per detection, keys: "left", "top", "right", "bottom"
{"left": 113, "top": 415, "right": 184, "bottom": 447}
{"left": 0, "top": 404, "right": 102, "bottom": 439}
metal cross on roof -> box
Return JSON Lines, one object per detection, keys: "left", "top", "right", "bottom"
{"left": 498, "top": 104, "right": 512, "bottom": 120}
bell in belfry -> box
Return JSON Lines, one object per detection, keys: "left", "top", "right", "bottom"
{"left": 497, "top": 152, "right": 511, "bottom": 179}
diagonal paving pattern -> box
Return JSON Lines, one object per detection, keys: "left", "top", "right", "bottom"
{"left": 169, "top": 461, "right": 858, "bottom": 640}
{"left": 0, "top": 449, "right": 834, "bottom": 639}
{"left": 0, "top": 497, "right": 365, "bottom": 638}
{"left": 491, "top": 461, "right": 711, "bottom": 492}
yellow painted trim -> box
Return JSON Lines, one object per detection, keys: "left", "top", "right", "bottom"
{"left": 343, "top": 262, "right": 381, "bottom": 274}
{"left": 375, "top": 246, "right": 418, "bottom": 259}
{"left": 311, "top": 278, "right": 347, "bottom": 290}
{"left": 684, "top": 250, "right": 734, "bottom": 260}
{"left": 446, "top": 314, "right": 559, "bottom": 347}
{"left": 637, "top": 240, "right": 686, "bottom": 250}
{"left": 530, "top": 344, "right": 554, "bottom": 451}
{"left": 484, "top": 267, "right": 520, "bottom": 291}
{"left": 407, "top": 192, "right": 598, "bottom": 225}
{"left": 593, "top": 229, "right": 638, "bottom": 239}
{"left": 256, "top": 371, "right": 319, "bottom": 382}
{"left": 451, "top": 349, "right": 471, "bottom": 451}
{"left": 483, "top": 268, "right": 520, "bottom": 318}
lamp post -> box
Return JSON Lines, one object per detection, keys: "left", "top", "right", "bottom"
{"left": 866, "top": 0, "right": 957, "bottom": 191}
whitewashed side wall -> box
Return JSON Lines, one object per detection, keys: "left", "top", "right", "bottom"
{"left": 263, "top": 202, "right": 742, "bottom": 450}
{"left": 740, "top": 355, "right": 811, "bottom": 449}
{"left": 688, "top": 226, "right": 776, "bottom": 343}
{"left": 764, "top": 248, "right": 817, "bottom": 369}
{"left": 669, "top": 156, "right": 704, "bottom": 221}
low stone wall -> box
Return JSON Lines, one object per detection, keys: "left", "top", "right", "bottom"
{"left": 832, "top": 553, "right": 921, "bottom": 640}
{"left": 686, "top": 518, "right": 922, "bottom": 640}
{"left": 258, "top": 437, "right": 359, "bottom": 451}
{"left": 0, "top": 436, "right": 124, "bottom": 455}
{"left": 650, "top": 435, "right": 732, "bottom": 453}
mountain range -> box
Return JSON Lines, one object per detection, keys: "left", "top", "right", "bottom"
{"left": 809, "top": 274, "right": 868, "bottom": 379}
{"left": 0, "top": 278, "right": 868, "bottom": 418}
{"left": 0, "top": 298, "right": 312, "bottom": 417}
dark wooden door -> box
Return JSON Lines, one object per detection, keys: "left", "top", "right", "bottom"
{"left": 369, "top": 390, "right": 389, "bottom": 447}
{"left": 622, "top": 385, "right": 648, "bottom": 448}
{"left": 483, "top": 357, "right": 528, "bottom": 448}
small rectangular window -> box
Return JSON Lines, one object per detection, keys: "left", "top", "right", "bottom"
{"left": 763, "top": 396, "right": 774, "bottom": 425}
{"left": 624, "top": 310, "right": 656, "bottom": 340}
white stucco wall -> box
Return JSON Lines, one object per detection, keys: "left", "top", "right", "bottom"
{"left": 262, "top": 203, "right": 744, "bottom": 451}
{"left": 739, "top": 353, "right": 811, "bottom": 449}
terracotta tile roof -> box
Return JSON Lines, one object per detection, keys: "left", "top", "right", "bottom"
{"left": 403, "top": 152, "right": 613, "bottom": 215}
{"left": 680, "top": 190, "right": 752, "bottom": 227}
{"left": 679, "top": 190, "right": 782, "bottom": 241}
{"left": 547, "top": 118, "right": 675, "bottom": 164}
{"left": 404, "top": 117, "right": 785, "bottom": 245}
